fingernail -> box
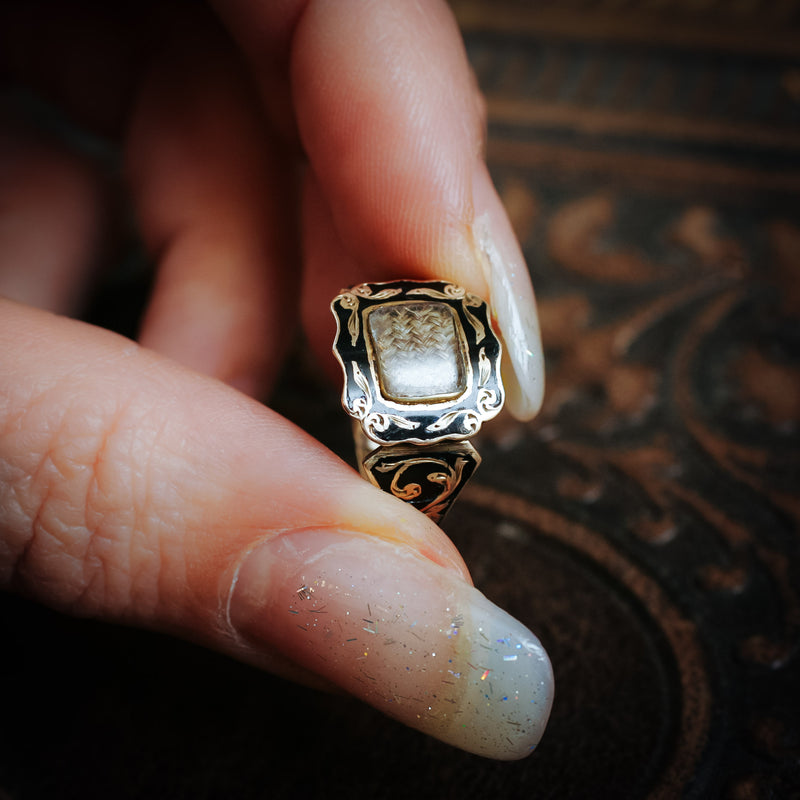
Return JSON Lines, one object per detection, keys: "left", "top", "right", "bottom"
{"left": 229, "top": 530, "right": 553, "bottom": 760}
{"left": 472, "top": 163, "right": 545, "bottom": 421}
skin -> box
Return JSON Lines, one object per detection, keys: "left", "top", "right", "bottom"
{"left": 0, "top": 0, "right": 550, "bottom": 758}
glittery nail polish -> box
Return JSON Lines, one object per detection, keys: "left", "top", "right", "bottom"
{"left": 229, "top": 530, "right": 554, "bottom": 759}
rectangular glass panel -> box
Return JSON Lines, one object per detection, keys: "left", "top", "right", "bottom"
{"left": 367, "top": 301, "right": 467, "bottom": 403}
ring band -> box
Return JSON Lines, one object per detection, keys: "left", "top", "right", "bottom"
{"left": 331, "top": 279, "right": 505, "bottom": 522}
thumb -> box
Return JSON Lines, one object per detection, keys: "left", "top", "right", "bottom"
{"left": 0, "top": 299, "right": 553, "bottom": 760}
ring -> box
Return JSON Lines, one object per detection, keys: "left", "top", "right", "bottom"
{"left": 331, "top": 279, "right": 505, "bottom": 523}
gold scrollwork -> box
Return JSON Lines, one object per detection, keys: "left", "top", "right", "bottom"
{"left": 461, "top": 411, "right": 481, "bottom": 433}
{"left": 349, "top": 361, "right": 371, "bottom": 418}
{"left": 444, "top": 283, "right": 466, "bottom": 299}
{"left": 477, "top": 388, "right": 499, "bottom": 414}
{"left": 365, "top": 413, "right": 421, "bottom": 437}
{"left": 422, "top": 456, "right": 468, "bottom": 520}
{"left": 478, "top": 347, "right": 490, "bottom": 387}
{"left": 370, "top": 288, "right": 403, "bottom": 300}
{"left": 407, "top": 283, "right": 466, "bottom": 301}
{"left": 375, "top": 455, "right": 468, "bottom": 522}
{"left": 464, "top": 304, "right": 486, "bottom": 343}
{"left": 336, "top": 292, "right": 360, "bottom": 345}
{"left": 426, "top": 409, "right": 464, "bottom": 433}
{"left": 375, "top": 460, "right": 424, "bottom": 501}
{"left": 353, "top": 284, "right": 402, "bottom": 301}
{"left": 425, "top": 409, "right": 481, "bottom": 435}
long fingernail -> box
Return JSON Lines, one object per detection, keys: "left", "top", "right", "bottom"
{"left": 229, "top": 530, "right": 554, "bottom": 759}
{"left": 472, "top": 163, "right": 545, "bottom": 421}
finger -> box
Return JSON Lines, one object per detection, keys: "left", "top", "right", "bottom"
{"left": 0, "top": 97, "right": 110, "bottom": 314}
{"left": 125, "top": 15, "right": 298, "bottom": 397}
{"left": 299, "top": 172, "right": 360, "bottom": 383}
{"left": 0, "top": 299, "right": 553, "bottom": 759}
{"left": 214, "top": 0, "right": 545, "bottom": 419}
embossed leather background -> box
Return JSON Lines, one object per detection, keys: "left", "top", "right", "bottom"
{"left": 2, "top": 1, "right": 799, "bottom": 798}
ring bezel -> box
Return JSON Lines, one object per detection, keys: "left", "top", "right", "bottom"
{"left": 331, "top": 280, "right": 504, "bottom": 446}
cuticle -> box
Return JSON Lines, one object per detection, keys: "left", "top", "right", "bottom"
{"left": 221, "top": 525, "right": 417, "bottom": 639}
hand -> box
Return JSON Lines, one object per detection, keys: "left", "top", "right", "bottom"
{"left": 0, "top": 0, "right": 551, "bottom": 759}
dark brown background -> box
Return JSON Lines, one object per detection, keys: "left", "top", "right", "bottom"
{"left": 2, "top": 1, "right": 799, "bottom": 798}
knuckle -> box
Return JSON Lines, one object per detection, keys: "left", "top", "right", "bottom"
{"left": 1, "top": 385, "right": 170, "bottom": 618}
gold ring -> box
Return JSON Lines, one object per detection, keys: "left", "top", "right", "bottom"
{"left": 331, "top": 279, "right": 504, "bottom": 522}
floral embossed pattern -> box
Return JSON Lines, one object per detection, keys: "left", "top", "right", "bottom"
{"left": 451, "top": 1, "right": 800, "bottom": 796}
